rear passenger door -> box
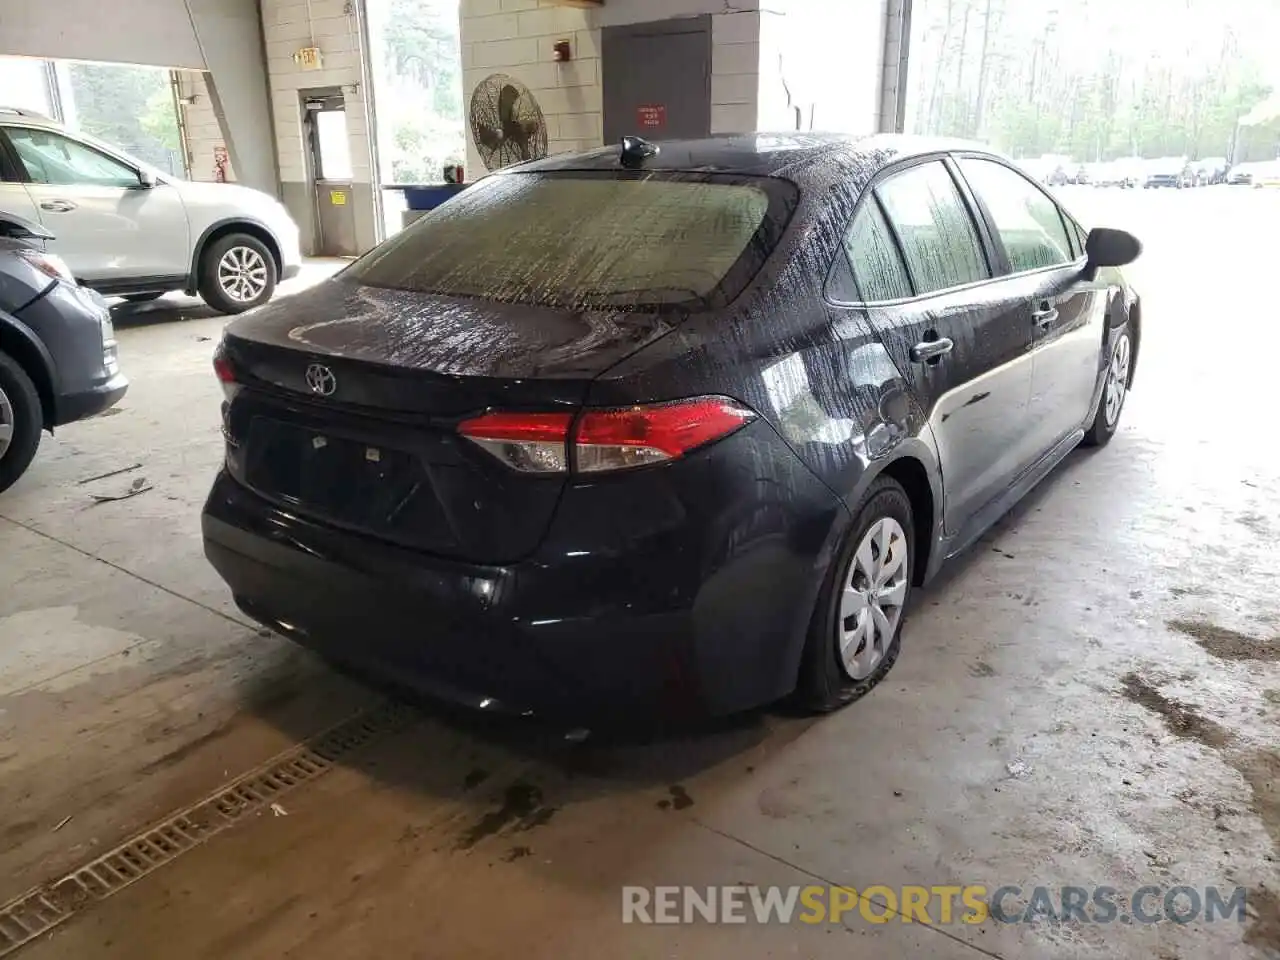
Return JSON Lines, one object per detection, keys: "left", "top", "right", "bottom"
{"left": 954, "top": 156, "right": 1106, "bottom": 455}
{"left": 0, "top": 130, "right": 41, "bottom": 229}
{"left": 835, "top": 158, "right": 1038, "bottom": 538}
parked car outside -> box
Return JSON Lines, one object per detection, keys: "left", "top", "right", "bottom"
{"left": 0, "top": 209, "right": 126, "bottom": 492}
{"left": 1227, "top": 163, "right": 1258, "bottom": 185}
{"left": 203, "top": 134, "right": 1142, "bottom": 721}
{"left": 0, "top": 107, "right": 302, "bottom": 314}
{"left": 1095, "top": 160, "right": 1141, "bottom": 188}
{"left": 1194, "top": 157, "right": 1229, "bottom": 185}
{"left": 1144, "top": 157, "right": 1189, "bottom": 188}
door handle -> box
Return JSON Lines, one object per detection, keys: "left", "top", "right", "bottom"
{"left": 910, "top": 337, "right": 954, "bottom": 364}
{"left": 40, "top": 199, "right": 77, "bottom": 213}
{"left": 1032, "top": 301, "right": 1059, "bottom": 327}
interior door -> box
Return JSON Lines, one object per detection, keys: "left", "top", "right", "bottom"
{"left": 855, "top": 159, "right": 1036, "bottom": 536}
{"left": 304, "top": 93, "right": 358, "bottom": 258}
{"left": 954, "top": 157, "right": 1106, "bottom": 452}
{"left": 602, "top": 18, "right": 711, "bottom": 144}
{"left": 2, "top": 126, "right": 189, "bottom": 285}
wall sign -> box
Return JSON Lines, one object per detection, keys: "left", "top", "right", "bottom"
{"left": 637, "top": 104, "right": 667, "bottom": 129}
{"left": 329, "top": 190, "right": 347, "bottom": 206}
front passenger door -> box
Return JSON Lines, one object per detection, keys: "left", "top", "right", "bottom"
{"left": 3, "top": 126, "right": 190, "bottom": 286}
{"left": 956, "top": 157, "right": 1106, "bottom": 454}
{"left": 849, "top": 159, "right": 1037, "bottom": 537}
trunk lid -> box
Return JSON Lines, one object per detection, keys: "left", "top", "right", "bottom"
{"left": 220, "top": 279, "right": 676, "bottom": 563}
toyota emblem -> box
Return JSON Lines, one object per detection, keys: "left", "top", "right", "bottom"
{"left": 305, "top": 363, "right": 337, "bottom": 397}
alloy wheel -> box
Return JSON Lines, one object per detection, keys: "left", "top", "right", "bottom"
{"left": 838, "top": 517, "right": 909, "bottom": 681}
{"left": 1104, "top": 333, "right": 1131, "bottom": 427}
{"left": 217, "top": 246, "right": 269, "bottom": 303}
{"left": 0, "top": 384, "right": 13, "bottom": 461}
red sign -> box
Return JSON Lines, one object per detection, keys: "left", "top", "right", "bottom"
{"left": 637, "top": 105, "right": 667, "bottom": 129}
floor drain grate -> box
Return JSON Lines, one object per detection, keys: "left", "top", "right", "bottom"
{"left": 0, "top": 698, "right": 414, "bottom": 957}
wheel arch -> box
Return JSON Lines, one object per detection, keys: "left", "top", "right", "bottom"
{"left": 187, "top": 218, "right": 283, "bottom": 294}
{"left": 0, "top": 313, "right": 58, "bottom": 430}
{"left": 1126, "top": 295, "right": 1142, "bottom": 388}
{"left": 852, "top": 441, "right": 944, "bottom": 587}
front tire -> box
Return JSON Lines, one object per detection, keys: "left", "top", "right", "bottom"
{"left": 1083, "top": 320, "right": 1133, "bottom": 448}
{"left": 0, "top": 350, "right": 43, "bottom": 495}
{"left": 796, "top": 476, "right": 915, "bottom": 712}
{"left": 198, "top": 233, "right": 277, "bottom": 315}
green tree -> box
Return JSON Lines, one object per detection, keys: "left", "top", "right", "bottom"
{"left": 68, "top": 63, "right": 181, "bottom": 173}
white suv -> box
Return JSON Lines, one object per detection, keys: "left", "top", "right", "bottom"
{"left": 0, "top": 107, "right": 301, "bottom": 314}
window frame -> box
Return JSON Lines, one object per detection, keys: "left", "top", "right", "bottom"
{"left": 3, "top": 124, "right": 144, "bottom": 188}
{"left": 950, "top": 152, "right": 1086, "bottom": 277}
{"left": 837, "top": 192, "right": 914, "bottom": 304}
{"left": 826, "top": 152, "right": 1000, "bottom": 308}
{"left": 0, "top": 128, "right": 25, "bottom": 183}
{"left": 345, "top": 168, "right": 802, "bottom": 313}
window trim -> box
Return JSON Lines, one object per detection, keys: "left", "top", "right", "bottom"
{"left": 346, "top": 168, "right": 801, "bottom": 313}
{"left": 3, "top": 124, "right": 144, "bottom": 188}
{"left": 826, "top": 151, "right": 999, "bottom": 308}
{"left": 0, "top": 128, "right": 25, "bottom": 183}
{"left": 950, "top": 152, "right": 1086, "bottom": 279}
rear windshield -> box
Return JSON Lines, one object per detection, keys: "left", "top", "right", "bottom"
{"left": 344, "top": 171, "right": 797, "bottom": 310}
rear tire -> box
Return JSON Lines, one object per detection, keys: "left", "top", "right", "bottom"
{"left": 0, "top": 350, "right": 43, "bottom": 495}
{"left": 1083, "top": 319, "right": 1133, "bottom": 448}
{"left": 796, "top": 476, "right": 915, "bottom": 713}
{"left": 198, "top": 233, "right": 277, "bottom": 315}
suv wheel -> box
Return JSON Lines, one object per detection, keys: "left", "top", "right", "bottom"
{"left": 0, "top": 350, "right": 43, "bottom": 495}
{"left": 199, "top": 233, "right": 277, "bottom": 315}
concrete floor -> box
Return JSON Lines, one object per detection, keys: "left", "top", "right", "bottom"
{"left": 2, "top": 192, "right": 1279, "bottom": 959}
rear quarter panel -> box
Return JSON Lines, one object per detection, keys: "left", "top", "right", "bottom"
{"left": 591, "top": 165, "right": 944, "bottom": 538}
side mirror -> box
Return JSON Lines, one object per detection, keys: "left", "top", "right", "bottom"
{"left": 1085, "top": 227, "right": 1141, "bottom": 276}
{"left": 0, "top": 211, "right": 55, "bottom": 241}
{"left": 136, "top": 169, "right": 158, "bottom": 189}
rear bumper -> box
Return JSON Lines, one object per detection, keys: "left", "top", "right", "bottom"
{"left": 55, "top": 371, "right": 128, "bottom": 426}
{"left": 202, "top": 428, "right": 843, "bottom": 720}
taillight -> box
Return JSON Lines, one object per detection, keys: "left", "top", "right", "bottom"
{"left": 212, "top": 342, "right": 240, "bottom": 403}
{"left": 575, "top": 398, "right": 756, "bottom": 472}
{"left": 457, "top": 411, "right": 574, "bottom": 473}
{"left": 457, "top": 397, "right": 756, "bottom": 475}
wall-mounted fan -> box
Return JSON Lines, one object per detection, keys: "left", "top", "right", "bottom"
{"left": 470, "top": 74, "right": 549, "bottom": 171}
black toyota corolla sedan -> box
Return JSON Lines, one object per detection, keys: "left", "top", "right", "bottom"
{"left": 203, "top": 133, "right": 1141, "bottom": 720}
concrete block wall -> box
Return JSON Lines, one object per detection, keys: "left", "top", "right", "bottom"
{"left": 708, "top": 9, "right": 763, "bottom": 136}
{"left": 461, "top": 0, "right": 604, "bottom": 177}
{"left": 459, "top": 0, "right": 768, "bottom": 178}
{"left": 260, "top": 0, "right": 378, "bottom": 254}
{"left": 177, "top": 71, "right": 234, "bottom": 182}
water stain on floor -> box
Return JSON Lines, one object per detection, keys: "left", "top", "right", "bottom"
{"left": 454, "top": 781, "right": 558, "bottom": 851}
{"left": 1168, "top": 619, "right": 1280, "bottom": 662}
{"left": 1119, "top": 673, "right": 1232, "bottom": 749}
{"left": 1243, "top": 886, "right": 1280, "bottom": 954}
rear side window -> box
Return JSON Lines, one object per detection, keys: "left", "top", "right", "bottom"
{"left": 842, "top": 200, "right": 912, "bottom": 302}
{"left": 346, "top": 172, "right": 797, "bottom": 310}
{"left": 958, "top": 158, "right": 1074, "bottom": 272}
{"left": 875, "top": 161, "right": 990, "bottom": 295}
